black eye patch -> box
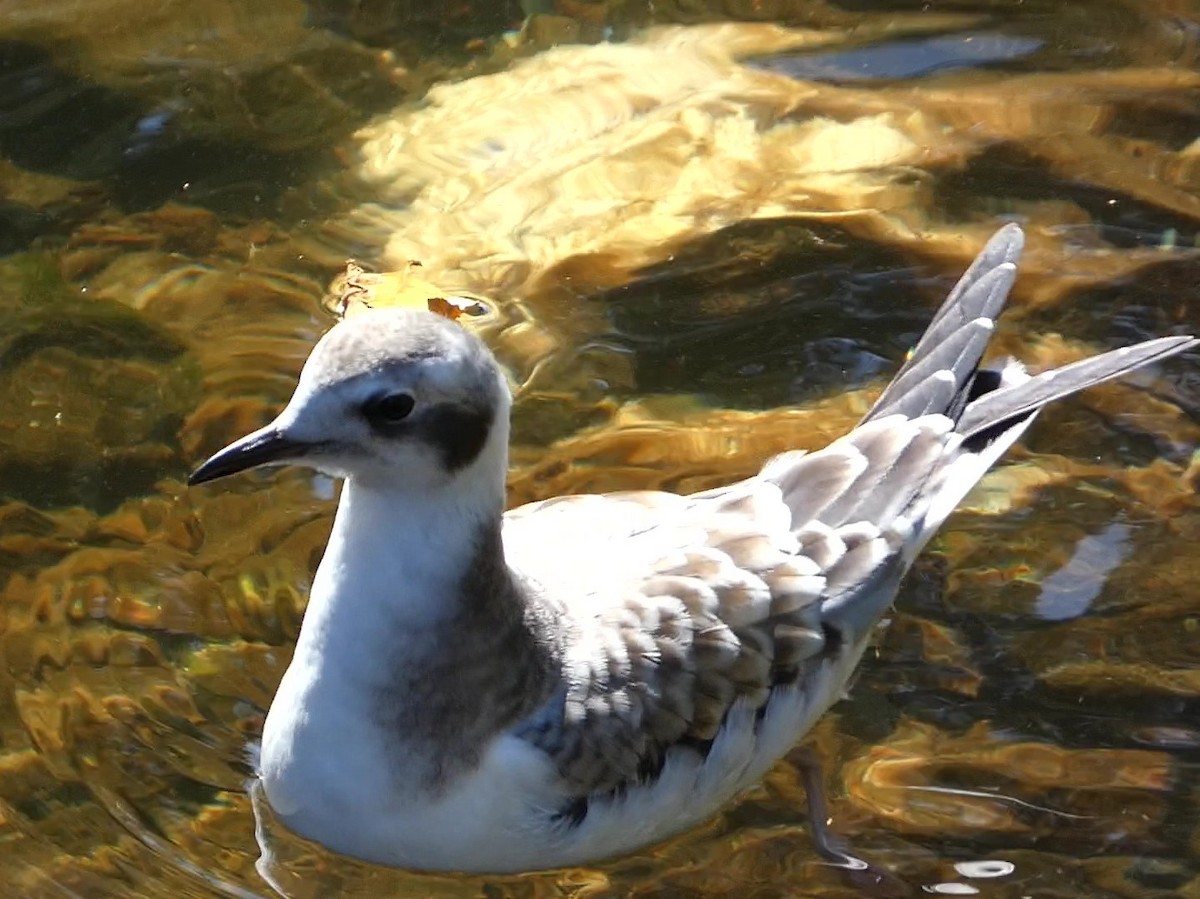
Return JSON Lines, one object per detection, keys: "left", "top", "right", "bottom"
{"left": 418, "top": 403, "right": 494, "bottom": 472}
{"left": 362, "top": 392, "right": 493, "bottom": 472}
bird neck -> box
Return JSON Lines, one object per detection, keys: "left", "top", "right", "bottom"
{"left": 268, "top": 470, "right": 560, "bottom": 790}
{"left": 261, "top": 470, "right": 562, "bottom": 806}
{"left": 298, "top": 473, "right": 509, "bottom": 663}
{"left": 292, "top": 453, "right": 560, "bottom": 709}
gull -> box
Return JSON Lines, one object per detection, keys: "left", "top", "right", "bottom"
{"left": 189, "top": 226, "right": 1195, "bottom": 873}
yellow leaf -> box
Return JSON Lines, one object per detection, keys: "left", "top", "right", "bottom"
{"left": 322, "top": 260, "right": 491, "bottom": 322}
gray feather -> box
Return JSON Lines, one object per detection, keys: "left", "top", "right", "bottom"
{"left": 866, "top": 224, "right": 1023, "bottom": 422}
{"left": 958, "top": 335, "right": 1198, "bottom": 438}
{"left": 868, "top": 307, "right": 998, "bottom": 420}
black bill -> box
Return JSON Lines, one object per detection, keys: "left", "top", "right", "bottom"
{"left": 188, "top": 427, "right": 312, "bottom": 485}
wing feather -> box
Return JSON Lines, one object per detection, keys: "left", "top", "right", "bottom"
{"left": 505, "top": 223, "right": 1196, "bottom": 811}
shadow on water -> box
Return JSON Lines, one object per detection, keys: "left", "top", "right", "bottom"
{"left": 597, "top": 220, "right": 940, "bottom": 406}
{"left": 0, "top": 41, "right": 313, "bottom": 216}
{"left": 936, "top": 143, "right": 1200, "bottom": 250}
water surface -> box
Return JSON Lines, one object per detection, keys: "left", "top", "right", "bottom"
{"left": 0, "top": 1, "right": 1198, "bottom": 896}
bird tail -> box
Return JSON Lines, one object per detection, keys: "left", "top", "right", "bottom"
{"left": 862, "top": 223, "right": 1196, "bottom": 548}
{"left": 765, "top": 224, "right": 1194, "bottom": 647}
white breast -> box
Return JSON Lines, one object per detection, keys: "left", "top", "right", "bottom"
{"left": 258, "top": 639, "right": 858, "bottom": 873}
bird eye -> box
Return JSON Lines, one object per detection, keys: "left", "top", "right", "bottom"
{"left": 363, "top": 393, "right": 416, "bottom": 428}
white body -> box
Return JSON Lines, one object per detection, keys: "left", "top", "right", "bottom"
{"left": 260, "top": 483, "right": 860, "bottom": 871}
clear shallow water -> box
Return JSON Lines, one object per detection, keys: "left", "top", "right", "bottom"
{"left": 0, "top": 1, "right": 1198, "bottom": 896}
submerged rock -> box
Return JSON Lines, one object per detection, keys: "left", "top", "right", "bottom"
{"left": 0, "top": 254, "right": 199, "bottom": 510}
{"left": 310, "top": 20, "right": 1200, "bottom": 310}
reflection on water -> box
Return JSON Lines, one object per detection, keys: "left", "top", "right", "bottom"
{"left": 1032, "top": 519, "right": 1132, "bottom": 622}
{"left": 749, "top": 31, "right": 1045, "bottom": 82}
{"left": 0, "top": 0, "right": 1198, "bottom": 896}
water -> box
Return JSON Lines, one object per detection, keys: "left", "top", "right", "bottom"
{"left": 0, "top": 1, "right": 1198, "bottom": 896}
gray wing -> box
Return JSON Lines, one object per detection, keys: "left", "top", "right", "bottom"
{"left": 503, "top": 224, "right": 1198, "bottom": 802}
{"left": 503, "top": 474, "right": 903, "bottom": 796}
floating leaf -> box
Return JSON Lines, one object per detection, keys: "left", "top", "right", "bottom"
{"left": 322, "top": 260, "right": 492, "bottom": 322}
